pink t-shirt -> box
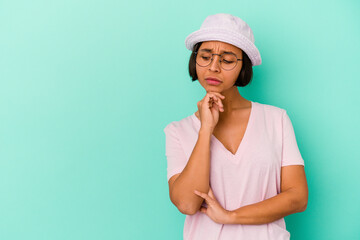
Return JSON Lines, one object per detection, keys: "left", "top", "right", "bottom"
{"left": 164, "top": 101, "right": 305, "bottom": 240}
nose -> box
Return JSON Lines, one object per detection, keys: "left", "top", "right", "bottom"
{"left": 208, "top": 54, "right": 221, "bottom": 72}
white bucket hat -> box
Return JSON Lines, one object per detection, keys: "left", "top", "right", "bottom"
{"left": 185, "top": 13, "right": 262, "bottom": 66}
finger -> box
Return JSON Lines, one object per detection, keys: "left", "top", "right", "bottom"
{"left": 209, "top": 92, "right": 226, "bottom": 100}
{"left": 217, "top": 93, "right": 226, "bottom": 99}
{"left": 205, "top": 94, "right": 224, "bottom": 112}
{"left": 195, "top": 191, "right": 214, "bottom": 206}
{"left": 210, "top": 95, "right": 219, "bottom": 104}
{"left": 206, "top": 93, "right": 223, "bottom": 103}
{"left": 208, "top": 188, "right": 215, "bottom": 198}
{"left": 207, "top": 97, "right": 222, "bottom": 113}
{"left": 209, "top": 102, "right": 218, "bottom": 114}
{"left": 194, "top": 190, "right": 206, "bottom": 198}
{"left": 199, "top": 207, "right": 207, "bottom": 213}
{"left": 211, "top": 102, "right": 220, "bottom": 112}
{"left": 208, "top": 94, "right": 224, "bottom": 110}
{"left": 194, "top": 190, "right": 211, "bottom": 202}
{"left": 213, "top": 96, "right": 224, "bottom": 111}
{"left": 208, "top": 97, "right": 214, "bottom": 109}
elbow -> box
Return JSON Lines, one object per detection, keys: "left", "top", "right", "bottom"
{"left": 177, "top": 203, "right": 199, "bottom": 215}
{"left": 170, "top": 192, "right": 201, "bottom": 215}
{"left": 293, "top": 195, "right": 308, "bottom": 213}
{"left": 170, "top": 196, "right": 199, "bottom": 215}
{"left": 298, "top": 198, "right": 308, "bottom": 212}
{"left": 299, "top": 189, "right": 308, "bottom": 212}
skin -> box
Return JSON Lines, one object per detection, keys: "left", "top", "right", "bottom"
{"left": 191, "top": 41, "right": 308, "bottom": 225}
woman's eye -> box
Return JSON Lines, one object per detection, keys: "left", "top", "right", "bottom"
{"left": 202, "top": 57, "right": 210, "bottom": 60}
{"left": 223, "top": 60, "right": 234, "bottom": 64}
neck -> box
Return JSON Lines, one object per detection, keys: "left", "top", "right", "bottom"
{"left": 216, "top": 86, "right": 250, "bottom": 115}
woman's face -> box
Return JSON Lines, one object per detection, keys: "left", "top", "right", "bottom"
{"left": 196, "top": 41, "right": 243, "bottom": 93}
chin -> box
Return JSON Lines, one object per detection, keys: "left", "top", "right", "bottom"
{"left": 205, "top": 87, "right": 222, "bottom": 93}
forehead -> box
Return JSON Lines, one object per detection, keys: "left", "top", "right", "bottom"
{"left": 199, "top": 41, "right": 242, "bottom": 55}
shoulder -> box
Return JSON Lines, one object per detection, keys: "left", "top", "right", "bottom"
{"left": 163, "top": 113, "right": 195, "bottom": 134}
{"left": 255, "top": 101, "right": 287, "bottom": 118}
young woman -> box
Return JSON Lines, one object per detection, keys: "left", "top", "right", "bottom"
{"left": 164, "top": 13, "right": 308, "bottom": 240}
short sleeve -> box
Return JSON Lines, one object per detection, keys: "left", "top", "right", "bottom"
{"left": 281, "top": 110, "right": 305, "bottom": 166}
{"left": 164, "top": 123, "right": 188, "bottom": 182}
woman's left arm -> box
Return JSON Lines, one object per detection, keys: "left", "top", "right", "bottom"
{"left": 226, "top": 165, "right": 308, "bottom": 225}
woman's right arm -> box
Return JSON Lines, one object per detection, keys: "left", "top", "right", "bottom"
{"left": 168, "top": 127, "right": 212, "bottom": 215}
{"left": 168, "top": 92, "right": 225, "bottom": 215}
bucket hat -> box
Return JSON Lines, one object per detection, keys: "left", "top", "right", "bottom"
{"left": 185, "top": 13, "right": 262, "bottom": 66}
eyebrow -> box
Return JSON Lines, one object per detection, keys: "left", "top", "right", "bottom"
{"left": 199, "top": 48, "right": 236, "bottom": 55}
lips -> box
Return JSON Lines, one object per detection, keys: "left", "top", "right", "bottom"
{"left": 205, "top": 77, "right": 222, "bottom": 86}
{"left": 205, "top": 77, "right": 222, "bottom": 82}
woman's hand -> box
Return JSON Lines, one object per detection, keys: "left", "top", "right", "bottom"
{"left": 197, "top": 92, "right": 225, "bottom": 132}
{"left": 194, "top": 188, "right": 232, "bottom": 224}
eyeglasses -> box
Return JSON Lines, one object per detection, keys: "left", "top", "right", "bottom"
{"left": 195, "top": 51, "right": 242, "bottom": 71}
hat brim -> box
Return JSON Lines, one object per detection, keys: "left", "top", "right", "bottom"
{"left": 185, "top": 28, "right": 262, "bottom": 66}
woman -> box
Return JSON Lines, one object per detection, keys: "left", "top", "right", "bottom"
{"left": 164, "top": 13, "right": 308, "bottom": 240}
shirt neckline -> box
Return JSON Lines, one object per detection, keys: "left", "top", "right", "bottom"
{"left": 191, "top": 101, "right": 256, "bottom": 160}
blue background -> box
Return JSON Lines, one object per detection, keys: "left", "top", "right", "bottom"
{"left": 0, "top": 0, "right": 359, "bottom": 239}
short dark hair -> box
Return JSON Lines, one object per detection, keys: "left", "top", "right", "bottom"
{"left": 188, "top": 42, "right": 253, "bottom": 87}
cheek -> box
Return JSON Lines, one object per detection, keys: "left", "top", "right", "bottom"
{"left": 232, "top": 67, "right": 242, "bottom": 80}
{"left": 196, "top": 66, "right": 204, "bottom": 78}
{"left": 224, "top": 71, "right": 239, "bottom": 82}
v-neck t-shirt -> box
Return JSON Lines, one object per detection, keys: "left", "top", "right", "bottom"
{"left": 163, "top": 101, "right": 305, "bottom": 240}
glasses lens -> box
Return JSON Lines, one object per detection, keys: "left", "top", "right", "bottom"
{"left": 196, "top": 52, "right": 238, "bottom": 70}
{"left": 220, "top": 53, "right": 237, "bottom": 70}
{"left": 196, "top": 52, "right": 212, "bottom": 67}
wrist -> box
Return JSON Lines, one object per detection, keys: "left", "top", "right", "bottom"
{"left": 224, "top": 210, "right": 236, "bottom": 224}
{"left": 199, "top": 127, "right": 213, "bottom": 136}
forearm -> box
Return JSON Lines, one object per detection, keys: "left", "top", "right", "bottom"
{"left": 171, "top": 128, "right": 212, "bottom": 214}
{"left": 227, "top": 189, "right": 307, "bottom": 225}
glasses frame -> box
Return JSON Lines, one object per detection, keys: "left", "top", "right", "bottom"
{"left": 194, "top": 51, "right": 243, "bottom": 71}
